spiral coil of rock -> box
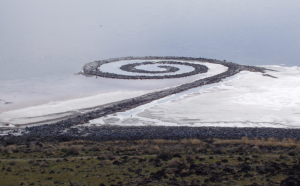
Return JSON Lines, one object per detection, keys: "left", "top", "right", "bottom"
{"left": 84, "top": 59, "right": 209, "bottom": 79}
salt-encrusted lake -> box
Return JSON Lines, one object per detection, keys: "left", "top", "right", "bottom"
{"left": 0, "top": 1, "right": 300, "bottom": 129}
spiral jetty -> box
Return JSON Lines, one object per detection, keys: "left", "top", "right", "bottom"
{"left": 2, "top": 56, "right": 292, "bottom": 146}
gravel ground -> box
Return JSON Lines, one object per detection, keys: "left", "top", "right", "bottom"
{"left": 1, "top": 125, "right": 300, "bottom": 146}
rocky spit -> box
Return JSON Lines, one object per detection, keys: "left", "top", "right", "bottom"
{"left": 95, "top": 60, "right": 208, "bottom": 79}
{"left": 0, "top": 56, "right": 281, "bottom": 145}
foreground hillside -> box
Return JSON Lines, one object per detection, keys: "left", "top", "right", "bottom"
{"left": 1, "top": 137, "right": 300, "bottom": 186}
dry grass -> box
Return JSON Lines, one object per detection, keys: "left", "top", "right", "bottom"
{"left": 40, "top": 162, "right": 49, "bottom": 167}
{"left": 90, "top": 145, "right": 102, "bottom": 151}
{"left": 117, "top": 146, "right": 127, "bottom": 152}
{"left": 6, "top": 166, "right": 12, "bottom": 172}
{"left": 213, "top": 137, "right": 299, "bottom": 148}
{"left": 166, "top": 140, "right": 178, "bottom": 144}
{"left": 7, "top": 145, "right": 16, "bottom": 150}
{"left": 294, "top": 146, "right": 300, "bottom": 153}
{"left": 1, "top": 145, "right": 17, "bottom": 154}
{"left": 135, "top": 139, "right": 149, "bottom": 144}
{"left": 157, "top": 149, "right": 172, "bottom": 160}
{"left": 186, "top": 154, "right": 195, "bottom": 162}
{"left": 179, "top": 139, "right": 206, "bottom": 146}
{"left": 251, "top": 145, "right": 262, "bottom": 153}
{"left": 167, "top": 158, "right": 179, "bottom": 167}
{"left": 104, "top": 140, "right": 126, "bottom": 145}
{"left": 146, "top": 145, "right": 160, "bottom": 154}
{"left": 190, "top": 139, "right": 202, "bottom": 145}
{"left": 107, "top": 146, "right": 116, "bottom": 151}
{"left": 131, "top": 156, "right": 145, "bottom": 160}
{"left": 1, "top": 137, "right": 300, "bottom": 185}
{"left": 3, "top": 147, "right": 13, "bottom": 155}
{"left": 212, "top": 147, "right": 227, "bottom": 154}
{"left": 143, "top": 145, "right": 162, "bottom": 154}
{"left": 23, "top": 166, "right": 31, "bottom": 171}
{"left": 180, "top": 139, "right": 190, "bottom": 145}
{"left": 2, "top": 137, "right": 300, "bottom": 160}
{"left": 45, "top": 150, "right": 56, "bottom": 156}
{"left": 98, "top": 154, "right": 107, "bottom": 160}
{"left": 101, "top": 160, "right": 112, "bottom": 165}
{"left": 152, "top": 139, "right": 166, "bottom": 144}
{"left": 151, "top": 139, "right": 178, "bottom": 144}
{"left": 9, "top": 161, "right": 16, "bottom": 166}
{"left": 113, "top": 140, "right": 126, "bottom": 144}
{"left": 67, "top": 147, "right": 80, "bottom": 155}
{"left": 66, "top": 140, "right": 94, "bottom": 145}
{"left": 106, "top": 153, "right": 115, "bottom": 160}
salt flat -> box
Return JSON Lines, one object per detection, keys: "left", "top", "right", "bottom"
{"left": 90, "top": 65, "right": 300, "bottom": 128}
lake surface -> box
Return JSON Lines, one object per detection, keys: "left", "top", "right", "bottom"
{"left": 1, "top": 0, "right": 299, "bottom": 81}
{"left": 1, "top": 0, "right": 300, "bottom": 117}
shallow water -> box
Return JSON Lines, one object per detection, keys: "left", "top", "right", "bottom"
{"left": 1, "top": 0, "right": 300, "bottom": 81}
{"left": 0, "top": 60, "right": 226, "bottom": 112}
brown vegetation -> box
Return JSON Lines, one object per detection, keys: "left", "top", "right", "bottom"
{"left": 1, "top": 137, "right": 300, "bottom": 185}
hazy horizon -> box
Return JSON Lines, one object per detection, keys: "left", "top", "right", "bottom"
{"left": 0, "top": 0, "right": 300, "bottom": 81}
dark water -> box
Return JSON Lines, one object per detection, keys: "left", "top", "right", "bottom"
{"left": 0, "top": 0, "right": 299, "bottom": 80}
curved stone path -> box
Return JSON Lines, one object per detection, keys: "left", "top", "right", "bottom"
{"left": 92, "top": 60, "right": 208, "bottom": 79}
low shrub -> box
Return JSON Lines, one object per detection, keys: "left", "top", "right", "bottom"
{"left": 190, "top": 139, "right": 202, "bottom": 145}
{"left": 61, "top": 148, "right": 68, "bottom": 153}
{"left": 117, "top": 147, "right": 127, "bottom": 152}
{"left": 168, "top": 158, "right": 179, "bottom": 167}
{"left": 97, "top": 154, "right": 107, "bottom": 160}
{"left": 106, "top": 146, "right": 115, "bottom": 151}
{"left": 157, "top": 149, "right": 172, "bottom": 160}
{"left": 251, "top": 146, "right": 262, "bottom": 153}
{"left": 213, "top": 147, "right": 227, "bottom": 154}
{"left": 40, "top": 163, "right": 49, "bottom": 167}
{"left": 186, "top": 155, "right": 195, "bottom": 162}
{"left": 6, "top": 166, "right": 12, "bottom": 172}
{"left": 152, "top": 139, "right": 166, "bottom": 145}
{"left": 9, "top": 161, "right": 16, "bottom": 166}
{"left": 94, "top": 146, "right": 102, "bottom": 151}
{"left": 67, "top": 147, "right": 80, "bottom": 155}
{"left": 142, "top": 147, "right": 152, "bottom": 154}
{"left": 23, "top": 166, "right": 30, "bottom": 171}
{"left": 45, "top": 150, "right": 56, "bottom": 156}
{"left": 3, "top": 147, "right": 13, "bottom": 155}
{"left": 107, "top": 153, "right": 115, "bottom": 160}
